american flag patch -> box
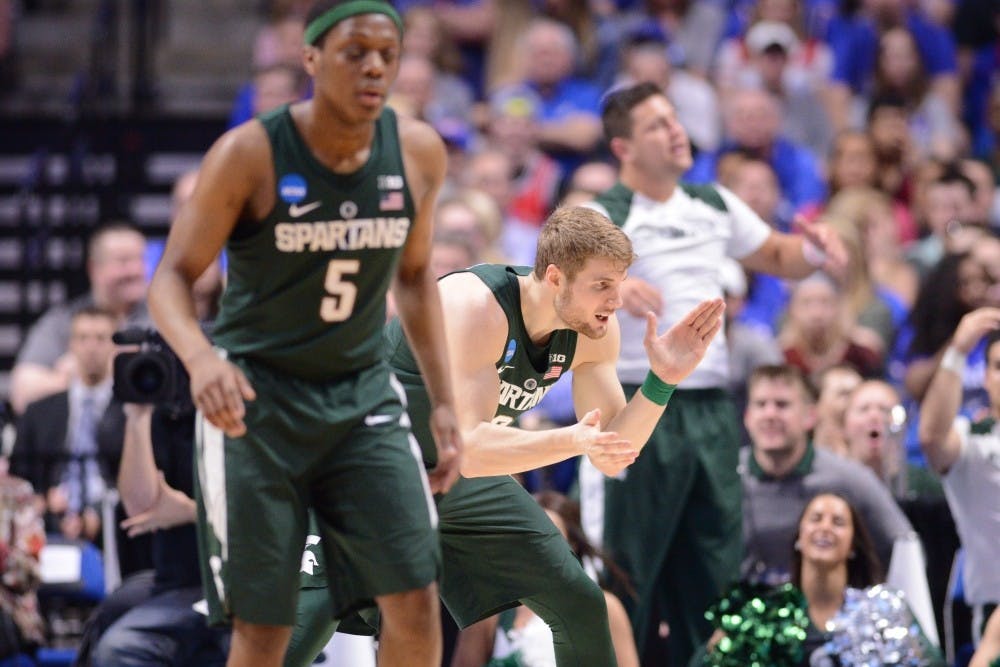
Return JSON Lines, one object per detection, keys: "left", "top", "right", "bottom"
{"left": 379, "top": 191, "right": 404, "bottom": 211}
{"left": 543, "top": 365, "right": 563, "bottom": 380}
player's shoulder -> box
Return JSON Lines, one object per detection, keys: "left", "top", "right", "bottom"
{"left": 438, "top": 269, "right": 511, "bottom": 365}
{"left": 204, "top": 118, "right": 272, "bottom": 177}
{"left": 396, "top": 112, "right": 446, "bottom": 158}
{"left": 218, "top": 116, "right": 270, "bottom": 153}
{"left": 439, "top": 270, "right": 500, "bottom": 312}
{"left": 394, "top": 112, "right": 445, "bottom": 196}
{"left": 439, "top": 270, "right": 508, "bottom": 333}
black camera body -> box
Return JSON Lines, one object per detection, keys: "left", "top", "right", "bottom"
{"left": 112, "top": 328, "right": 192, "bottom": 412}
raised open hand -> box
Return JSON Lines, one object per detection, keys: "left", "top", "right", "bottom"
{"left": 644, "top": 298, "right": 725, "bottom": 385}
{"left": 953, "top": 307, "right": 1000, "bottom": 354}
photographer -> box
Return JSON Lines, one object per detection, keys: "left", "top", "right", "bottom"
{"left": 77, "top": 257, "right": 229, "bottom": 666}
{"left": 79, "top": 360, "right": 230, "bottom": 665}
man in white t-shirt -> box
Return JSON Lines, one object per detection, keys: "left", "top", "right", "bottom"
{"left": 919, "top": 307, "right": 1000, "bottom": 644}
{"left": 581, "top": 81, "right": 846, "bottom": 665}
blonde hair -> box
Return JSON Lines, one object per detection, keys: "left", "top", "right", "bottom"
{"left": 454, "top": 188, "right": 503, "bottom": 246}
{"left": 825, "top": 187, "right": 892, "bottom": 233}
{"left": 819, "top": 215, "right": 875, "bottom": 321}
{"left": 533, "top": 206, "right": 635, "bottom": 280}
{"left": 435, "top": 189, "right": 508, "bottom": 263}
{"left": 484, "top": 0, "right": 536, "bottom": 92}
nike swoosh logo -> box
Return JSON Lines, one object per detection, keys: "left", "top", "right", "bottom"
{"left": 364, "top": 414, "right": 396, "bottom": 427}
{"left": 289, "top": 201, "right": 321, "bottom": 218}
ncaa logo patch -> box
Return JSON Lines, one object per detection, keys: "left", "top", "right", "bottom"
{"left": 278, "top": 174, "right": 307, "bottom": 203}
{"left": 504, "top": 339, "right": 516, "bottom": 363}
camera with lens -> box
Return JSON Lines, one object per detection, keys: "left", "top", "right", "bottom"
{"left": 112, "top": 328, "right": 192, "bottom": 413}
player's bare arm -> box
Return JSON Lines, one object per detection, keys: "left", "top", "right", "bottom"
{"left": 149, "top": 122, "right": 266, "bottom": 436}
{"left": 393, "top": 115, "right": 462, "bottom": 493}
{"left": 439, "top": 274, "right": 633, "bottom": 477}
{"left": 741, "top": 216, "right": 848, "bottom": 280}
{"left": 572, "top": 298, "right": 725, "bottom": 476}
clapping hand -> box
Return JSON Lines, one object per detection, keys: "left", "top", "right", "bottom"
{"left": 575, "top": 408, "right": 638, "bottom": 477}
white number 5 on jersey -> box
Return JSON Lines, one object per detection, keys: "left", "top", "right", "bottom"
{"left": 320, "top": 259, "right": 360, "bottom": 322}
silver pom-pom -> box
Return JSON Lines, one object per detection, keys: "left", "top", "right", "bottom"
{"left": 822, "top": 585, "right": 928, "bottom": 666}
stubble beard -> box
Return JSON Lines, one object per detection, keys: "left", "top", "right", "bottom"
{"left": 555, "top": 288, "right": 604, "bottom": 340}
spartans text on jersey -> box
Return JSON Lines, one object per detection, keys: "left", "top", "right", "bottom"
{"left": 498, "top": 380, "right": 553, "bottom": 412}
{"left": 275, "top": 217, "right": 411, "bottom": 252}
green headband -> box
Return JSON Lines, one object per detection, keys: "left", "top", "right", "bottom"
{"left": 304, "top": 1, "right": 404, "bottom": 45}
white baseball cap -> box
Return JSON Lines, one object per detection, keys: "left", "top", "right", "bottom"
{"left": 745, "top": 21, "right": 799, "bottom": 55}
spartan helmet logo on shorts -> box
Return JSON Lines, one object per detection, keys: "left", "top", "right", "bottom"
{"left": 300, "top": 534, "right": 322, "bottom": 575}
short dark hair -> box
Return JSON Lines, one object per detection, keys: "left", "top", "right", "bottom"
{"left": 866, "top": 92, "right": 907, "bottom": 124}
{"left": 933, "top": 161, "right": 976, "bottom": 199}
{"left": 747, "top": 364, "right": 818, "bottom": 403}
{"left": 306, "top": 0, "right": 349, "bottom": 31}
{"left": 790, "top": 492, "right": 884, "bottom": 589}
{"left": 600, "top": 82, "right": 664, "bottom": 142}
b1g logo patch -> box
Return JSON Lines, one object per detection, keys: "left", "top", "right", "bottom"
{"left": 278, "top": 174, "right": 307, "bottom": 203}
{"left": 378, "top": 174, "right": 404, "bottom": 190}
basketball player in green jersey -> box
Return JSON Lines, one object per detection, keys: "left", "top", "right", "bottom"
{"left": 147, "top": 2, "right": 462, "bottom": 666}
{"left": 288, "top": 206, "right": 725, "bottom": 666}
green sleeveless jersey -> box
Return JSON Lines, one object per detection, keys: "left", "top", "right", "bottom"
{"left": 212, "top": 105, "right": 415, "bottom": 380}
{"left": 385, "top": 264, "right": 578, "bottom": 432}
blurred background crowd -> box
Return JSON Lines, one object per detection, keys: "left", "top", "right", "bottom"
{"left": 0, "top": 0, "right": 997, "bottom": 665}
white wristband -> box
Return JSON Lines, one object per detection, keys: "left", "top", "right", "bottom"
{"left": 940, "top": 346, "right": 967, "bottom": 377}
{"left": 802, "top": 240, "right": 827, "bottom": 268}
